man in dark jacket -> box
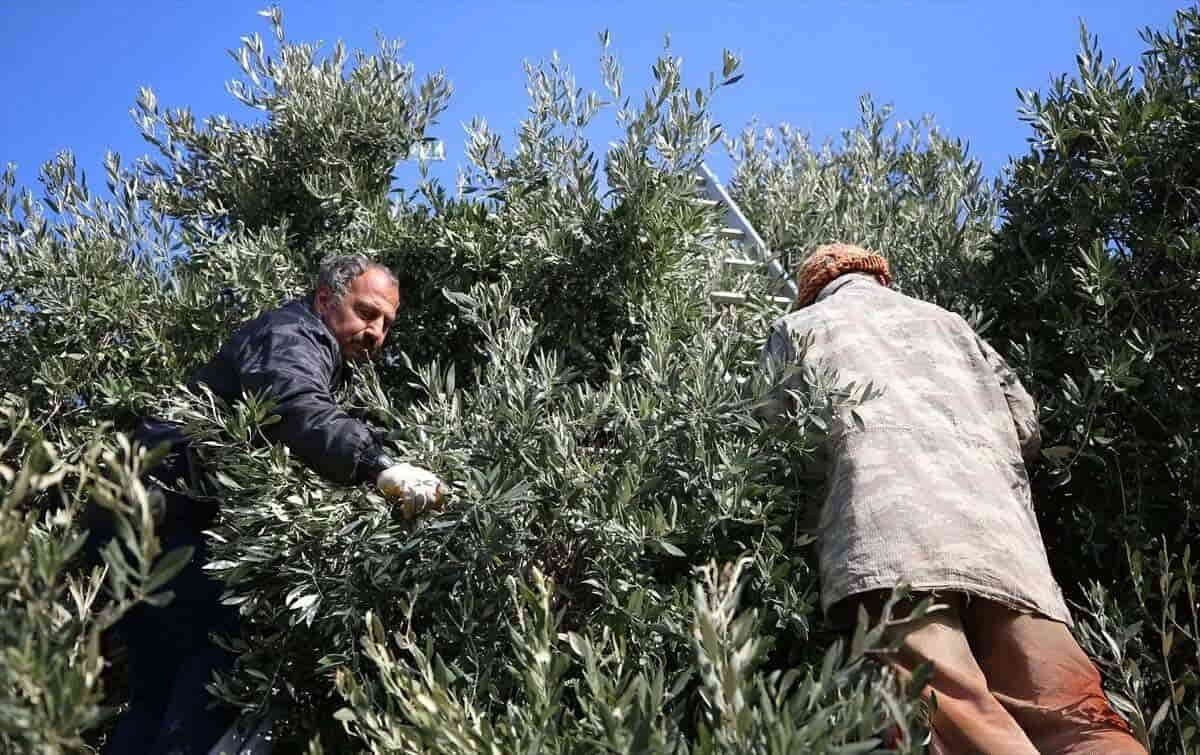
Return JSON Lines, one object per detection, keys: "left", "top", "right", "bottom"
{"left": 106, "top": 254, "right": 442, "bottom": 755}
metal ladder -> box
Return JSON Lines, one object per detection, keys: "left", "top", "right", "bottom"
{"left": 697, "top": 163, "right": 796, "bottom": 308}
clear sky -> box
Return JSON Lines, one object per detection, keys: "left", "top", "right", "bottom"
{"left": 1, "top": 1, "right": 1186, "bottom": 197}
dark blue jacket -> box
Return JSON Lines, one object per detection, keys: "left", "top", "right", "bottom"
{"left": 188, "top": 296, "right": 387, "bottom": 485}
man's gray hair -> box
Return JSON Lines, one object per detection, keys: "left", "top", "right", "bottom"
{"left": 316, "top": 254, "right": 399, "bottom": 299}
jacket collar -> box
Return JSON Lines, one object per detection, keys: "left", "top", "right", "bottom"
{"left": 814, "top": 272, "right": 882, "bottom": 304}
{"left": 294, "top": 295, "right": 347, "bottom": 382}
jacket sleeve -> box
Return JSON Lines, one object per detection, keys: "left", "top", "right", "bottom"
{"left": 976, "top": 335, "right": 1042, "bottom": 463}
{"left": 235, "top": 322, "right": 382, "bottom": 485}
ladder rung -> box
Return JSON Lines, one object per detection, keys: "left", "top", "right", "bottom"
{"left": 718, "top": 227, "right": 745, "bottom": 240}
{"left": 709, "top": 290, "right": 746, "bottom": 305}
{"left": 723, "top": 258, "right": 761, "bottom": 271}
{"left": 709, "top": 291, "right": 792, "bottom": 307}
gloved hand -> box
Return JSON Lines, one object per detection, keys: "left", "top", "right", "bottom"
{"left": 376, "top": 462, "right": 445, "bottom": 519}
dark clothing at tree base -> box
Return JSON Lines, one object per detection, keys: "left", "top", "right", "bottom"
{"left": 105, "top": 526, "right": 239, "bottom": 755}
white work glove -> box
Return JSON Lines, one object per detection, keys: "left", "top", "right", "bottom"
{"left": 376, "top": 462, "right": 445, "bottom": 519}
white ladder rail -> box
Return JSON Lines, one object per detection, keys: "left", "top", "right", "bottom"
{"left": 697, "top": 163, "right": 798, "bottom": 304}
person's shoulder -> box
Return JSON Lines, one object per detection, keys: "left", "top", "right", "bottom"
{"left": 226, "top": 298, "right": 333, "bottom": 355}
{"left": 905, "top": 293, "right": 973, "bottom": 329}
{"left": 243, "top": 298, "right": 323, "bottom": 335}
{"left": 262, "top": 297, "right": 317, "bottom": 324}
{"left": 883, "top": 290, "right": 982, "bottom": 342}
{"left": 873, "top": 285, "right": 965, "bottom": 318}
{"left": 772, "top": 306, "right": 821, "bottom": 336}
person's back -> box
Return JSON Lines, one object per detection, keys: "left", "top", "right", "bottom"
{"left": 760, "top": 243, "right": 1145, "bottom": 754}
{"left": 768, "top": 271, "right": 1068, "bottom": 624}
{"left": 782, "top": 274, "right": 1017, "bottom": 454}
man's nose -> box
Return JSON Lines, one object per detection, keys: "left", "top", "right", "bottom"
{"left": 365, "top": 321, "right": 384, "bottom": 345}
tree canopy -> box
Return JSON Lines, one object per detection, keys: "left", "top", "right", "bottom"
{"left": 2, "top": 6, "right": 1197, "bottom": 754}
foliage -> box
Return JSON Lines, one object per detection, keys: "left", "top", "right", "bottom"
{"left": 0, "top": 396, "right": 189, "bottom": 753}
{"left": 3, "top": 9, "right": 928, "bottom": 752}
{"left": 1074, "top": 540, "right": 1199, "bottom": 753}
{"left": 984, "top": 10, "right": 1200, "bottom": 751}
{"left": 331, "top": 562, "right": 929, "bottom": 755}
{"left": 3, "top": 3, "right": 1199, "bottom": 753}
{"left": 0, "top": 152, "right": 193, "bottom": 435}
{"left": 988, "top": 10, "right": 1200, "bottom": 565}
{"left": 726, "top": 97, "right": 998, "bottom": 317}
{"left": 135, "top": 5, "right": 453, "bottom": 254}
{"left": 179, "top": 269, "right": 912, "bottom": 748}
{"left": 725, "top": 9, "right": 1200, "bottom": 750}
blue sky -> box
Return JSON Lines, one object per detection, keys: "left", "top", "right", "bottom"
{"left": 2, "top": 1, "right": 1186, "bottom": 197}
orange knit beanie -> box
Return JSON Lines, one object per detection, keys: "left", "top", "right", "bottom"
{"left": 792, "top": 243, "right": 892, "bottom": 310}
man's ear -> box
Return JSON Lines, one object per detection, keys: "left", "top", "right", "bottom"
{"left": 314, "top": 285, "right": 333, "bottom": 314}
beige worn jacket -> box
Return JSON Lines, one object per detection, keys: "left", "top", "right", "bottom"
{"left": 761, "top": 274, "right": 1071, "bottom": 624}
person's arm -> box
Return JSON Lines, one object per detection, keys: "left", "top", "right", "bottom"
{"left": 235, "top": 322, "right": 386, "bottom": 485}
{"left": 976, "top": 335, "right": 1042, "bottom": 463}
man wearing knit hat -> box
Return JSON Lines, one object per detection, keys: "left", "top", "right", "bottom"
{"left": 759, "top": 243, "right": 1144, "bottom": 754}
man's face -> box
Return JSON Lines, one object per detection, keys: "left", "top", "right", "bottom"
{"left": 314, "top": 268, "right": 401, "bottom": 362}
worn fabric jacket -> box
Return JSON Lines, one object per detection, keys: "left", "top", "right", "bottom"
{"left": 761, "top": 273, "right": 1071, "bottom": 624}
{"left": 189, "top": 296, "right": 385, "bottom": 486}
